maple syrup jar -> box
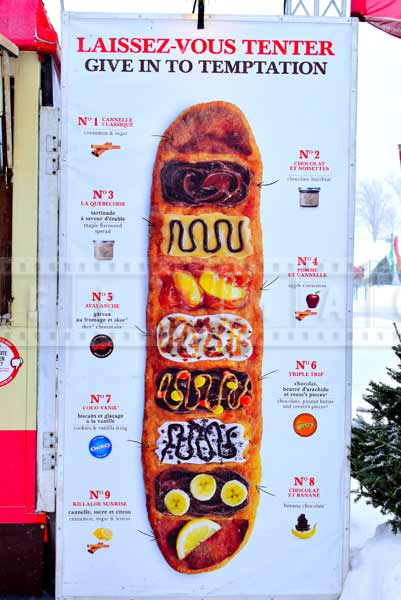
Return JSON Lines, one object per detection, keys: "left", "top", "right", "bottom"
{"left": 299, "top": 187, "right": 320, "bottom": 207}
{"left": 93, "top": 240, "right": 115, "bottom": 260}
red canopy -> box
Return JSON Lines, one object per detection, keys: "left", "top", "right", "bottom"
{"left": 0, "top": 0, "right": 59, "bottom": 55}
{"left": 351, "top": 0, "right": 401, "bottom": 38}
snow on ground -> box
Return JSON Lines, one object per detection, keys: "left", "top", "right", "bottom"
{"left": 354, "top": 238, "right": 391, "bottom": 268}
{"left": 354, "top": 284, "right": 401, "bottom": 321}
{"left": 349, "top": 483, "right": 387, "bottom": 551}
{"left": 342, "top": 523, "right": 401, "bottom": 600}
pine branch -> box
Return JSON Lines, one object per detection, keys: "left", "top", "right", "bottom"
{"left": 350, "top": 341, "right": 401, "bottom": 532}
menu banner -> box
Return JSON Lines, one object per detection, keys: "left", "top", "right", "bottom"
{"left": 58, "top": 13, "right": 357, "bottom": 599}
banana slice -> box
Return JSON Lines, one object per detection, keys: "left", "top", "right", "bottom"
{"left": 291, "top": 524, "right": 317, "bottom": 539}
{"left": 164, "top": 489, "right": 190, "bottom": 516}
{"left": 220, "top": 480, "right": 248, "bottom": 507}
{"left": 190, "top": 474, "right": 217, "bottom": 501}
{"left": 176, "top": 518, "right": 221, "bottom": 560}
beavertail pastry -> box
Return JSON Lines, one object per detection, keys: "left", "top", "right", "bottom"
{"left": 143, "top": 101, "right": 263, "bottom": 574}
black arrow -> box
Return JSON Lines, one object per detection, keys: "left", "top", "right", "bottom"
{"left": 142, "top": 217, "right": 155, "bottom": 228}
{"left": 257, "top": 179, "right": 279, "bottom": 188}
{"left": 258, "top": 370, "right": 279, "bottom": 381}
{"left": 260, "top": 276, "right": 280, "bottom": 291}
{"left": 152, "top": 133, "right": 174, "bottom": 143}
{"left": 137, "top": 530, "right": 156, "bottom": 541}
{"left": 127, "top": 439, "right": 157, "bottom": 452}
{"left": 256, "top": 484, "right": 276, "bottom": 497}
{"left": 135, "top": 325, "right": 150, "bottom": 338}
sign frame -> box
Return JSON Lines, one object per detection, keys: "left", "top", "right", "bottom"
{"left": 57, "top": 11, "right": 358, "bottom": 600}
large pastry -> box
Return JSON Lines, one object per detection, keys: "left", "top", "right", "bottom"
{"left": 142, "top": 101, "right": 263, "bottom": 573}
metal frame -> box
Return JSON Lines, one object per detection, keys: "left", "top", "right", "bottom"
{"left": 36, "top": 106, "right": 60, "bottom": 513}
{"left": 342, "top": 19, "right": 358, "bottom": 589}
{"left": 62, "top": 596, "right": 340, "bottom": 600}
{"left": 284, "top": 0, "right": 348, "bottom": 16}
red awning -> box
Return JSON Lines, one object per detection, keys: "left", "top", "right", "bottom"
{"left": 0, "top": 0, "right": 59, "bottom": 55}
{"left": 351, "top": 0, "right": 401, "bottom": 38}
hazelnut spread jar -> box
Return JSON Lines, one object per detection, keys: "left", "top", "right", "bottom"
{"left": 299, "top": 187, "right": 320, "bottom": 207}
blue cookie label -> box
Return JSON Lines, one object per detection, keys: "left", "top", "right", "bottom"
{"left": 89, "top": 435, "right": 112, "bottom": 459}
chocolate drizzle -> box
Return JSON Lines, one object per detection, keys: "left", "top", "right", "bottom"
{"left": 160, "top": 161, "right": 250, "bottom": 207}
{"left": 155, "top": 469, "right": 249, "bottom": 516}
{"left": 155, "top": 368, "right": 252, "bottom": 413}
{"left": 156, "top": 419, "right": 248, "bottom": 464}
{"left": 167, "top": 218, "right": 245, "bottom": 255}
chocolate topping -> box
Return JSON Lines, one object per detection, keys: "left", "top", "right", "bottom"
{"left": 155, "top": 368, "right": 252, "bottom": 412}
{"left": 160, "top": 161, "right": 250, "bottom": 207}
{"left": 155, "top": 469, "right": 248, "bottom": 516}
{"left": 157, "top": 420, "right": 247, "bottom": 464}
{"left": 295, "top": 514, "right": 311, "bottom": 532}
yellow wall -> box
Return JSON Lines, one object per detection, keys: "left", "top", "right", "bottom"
{"left": 0, "top": 52, "right": 40, "bottom": 431}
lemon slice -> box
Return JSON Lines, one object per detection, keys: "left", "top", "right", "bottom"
{"left": 220, "top": 480, "right": 248, "bottom": 507}
{"left": 176, "top": 518, "right": 221, "bottom": 560}
{"left": 93, "top": 527, "right": 113, "bottom": 541}
{"left": 190, "top": 473, "right": 217, "bottom": 501}
{"left": 164, "top": 489, "right": 190, "bottom": 516}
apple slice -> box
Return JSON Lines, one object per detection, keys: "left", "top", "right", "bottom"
{"left": 199, "top": 271, "right": 247, "bottom": 308}
{"left": 172, "top": 271, "right": 203, "bottom": 308}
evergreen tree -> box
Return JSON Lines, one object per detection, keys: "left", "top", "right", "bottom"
{"left": 351, "top": 332, "right": 401, "bottom": 532}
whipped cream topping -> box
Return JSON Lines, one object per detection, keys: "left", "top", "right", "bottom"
{"left": 156, "top": 313, "right": 253, "bottom": 363}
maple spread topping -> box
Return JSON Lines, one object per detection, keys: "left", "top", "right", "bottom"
{"left": 161, "top": 213, "right": 253, "bottom": 259}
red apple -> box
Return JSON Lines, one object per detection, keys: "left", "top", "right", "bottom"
{"left": 306, "top": 292, "right": 320, "bottom": 308}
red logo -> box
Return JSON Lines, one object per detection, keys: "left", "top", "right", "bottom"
{"left": 0, "top": 337, "right": 23, "bottom": 387}
{"left": 90, "top": 335, "right": 114, "bottom": 358}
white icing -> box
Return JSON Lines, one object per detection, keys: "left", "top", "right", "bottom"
{"left": 155, "top": 418, "right": 249, "bottom": 465}
{"left": 156, "top": 312, "right": 252, "bottom": 363}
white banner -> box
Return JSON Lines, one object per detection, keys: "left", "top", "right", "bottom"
{"left": 58, "top": 13, "right": 357, "bottom": 599}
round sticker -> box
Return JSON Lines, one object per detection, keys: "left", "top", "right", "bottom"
{"left": 293, "top": 413, "right": 318, "bottom": 437}
{"left": 0, "top": 337, "right": 23, "bottom": 388}
{"left": 90, "top": 334, "right": 114, "bottom": 358}
{"left": 89, "top": 435, "right": 112, "bottom": 459}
